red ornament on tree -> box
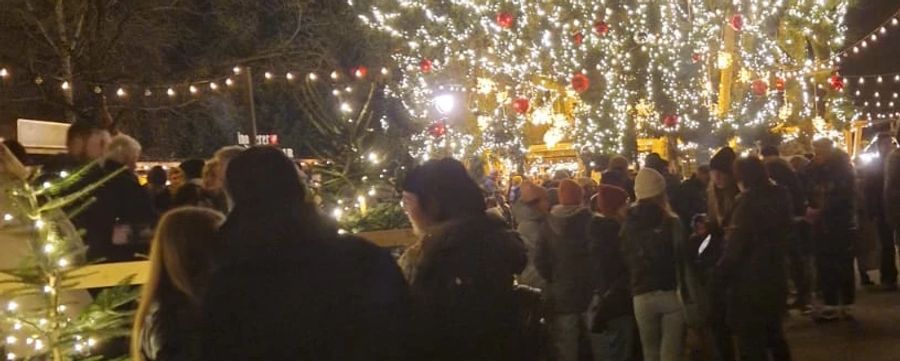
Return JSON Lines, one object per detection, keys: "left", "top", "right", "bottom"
{"left": 513, "top": 98, "right": 531, "bottom": 114}
{"left": 573, "top": 32, "right": 584, "bottom": 45}
{"left": 663, "top": 114, "right": 679, "bottom": 128}
{"left": 419, "top": 58, "right": 433, "bottom": 73}
{"left": 496, "top": 12, "right": 515, "bottom": 28}
{"left": 354, "top": 66, "right": 368, "bottom": 79}
{"left": 427, "top": 121, "right": 447, "bottom": 138}
{"left": 774, "top": 78, "right": 785, "bottom": 91}
{"left": 829, "top": 74, "right": 844, "bottom": 91}
{"left": 691, "top": 53, "right": 703, "bottom": 63}
{"left": 751, "top": 79, "right": 768, "bottom": 96}
{"left": 571, "top": 73, "right": 590, "bottom": 93}
{"left": 730, "top": 14, "right": 744, "bottom": 31}
{"left": 593, "top": 21, "right": 610, "bottom": 36}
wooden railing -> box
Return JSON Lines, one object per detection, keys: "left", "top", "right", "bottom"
{"left": 0, "top": 229, "right": 417, "bottom": 292}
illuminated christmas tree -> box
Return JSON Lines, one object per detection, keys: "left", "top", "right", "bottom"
{"left": 0, "top": 159, "right": 136, "bottom": 361}
{"left": 349, "top": 0, "right": 857, "bottom": 164}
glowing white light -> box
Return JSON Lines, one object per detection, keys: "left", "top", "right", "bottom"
{"left": 61, "top": 81, "right": 70, "bottom": 90}
{"left": 2, "top": 214, "right": 12, "bottom": 222}
{"left": 286, "top": 72, "right": 295, "bottom": 80}
{"left": 116, "top": 88, "right": 126, "bottom": 97}
{"left": 331, "top": 208, "right": 344, "bottom": 220}
{"left": 233, "top": 66, "right": 241, "bottom": 74}
{"left": 340, "top": 102, "right": 352, "bottom": 113}
{"left": 225, "top": 78, "right": 234, "bottom": 86}
{"left": 434, "top": 94, "right": 456, "bottom": 114}
{"left": 0, "top": 68, "right": 8, "bottom": 77}
{"left": 35, "top": 219, "right": 45, "bottom": 229}
{"left": 264, "top": 72, "right": 273, "bottom": 80}
{"left": 308, "top": 73, "right": 318, "bottom": 81}
{"left": 6, "top": 302, "right": 17, "bottom": 311}
{"left": 58, "top": 258, "right": 69, "bottom": 268}
{"left": 167, "top": 88, "right": 176, "bottom": 97}
{"left": 189, "top": 85, "right": 198, "bottom": 94}
{"left": 209, "top": 82, "right": 219, "bottom": 90}
{"left": 43, "top": 244, "right": 55, "bottom": 254}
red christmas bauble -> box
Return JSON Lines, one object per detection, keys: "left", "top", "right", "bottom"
{"left": 751, "top": 79, "right": 768, "bottom": 96}
{"left": 420, "top": 59, "right": 433, "bottom": 73}
{"left": 571, "top": 73, "right": 590, "bottom": 93}
{"left": 730, "top": 14, "right": 744, "bottom": 31}
{"left": 496, "top": 12, "right": 515, "bottom": 28}
{"left": 663, "top": 114, "right": 679, "bottom": 128}
{"left": 691, "top": 53, "right": 703, "bottom": 63}
{"left": 774, "top": 78, "right": 785, "bottom": 91}
{"left": 354, "top": 66, "right": 368, "bottom": 79}
{"left": 573, "top": 32, "right": 584, "bottom": 45}
{"left": 428, "top": 121, "right": 447, "bottom": 138}
{"left": 513, "top": 98, "right": 531, "bottom": 114}
{"left": 593, "top": 21, "right": 610, "bottom": 36}
{"left": 829, "top": 74, "right": 844, "bottom": 90}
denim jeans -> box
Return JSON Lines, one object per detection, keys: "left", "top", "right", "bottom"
{"left": 633, "top": 291, "right": 686, "bottom": 361}
{"left": 550, "top": 313, "right": 589, "bottom": 361}
{"left": 590, "top": 315, "right": 636, "bottom": 361}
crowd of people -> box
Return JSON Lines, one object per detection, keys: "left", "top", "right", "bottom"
{"left": 2, "top": 120, "right": 900, "bottom": 361}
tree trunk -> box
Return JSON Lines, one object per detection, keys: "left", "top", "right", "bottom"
{"left": 55, "top": 0, "right": 75, "bottom": 123}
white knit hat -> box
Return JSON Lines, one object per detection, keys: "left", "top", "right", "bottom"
{"left": 634, "top": 168, "right": 667, "bottom": 200}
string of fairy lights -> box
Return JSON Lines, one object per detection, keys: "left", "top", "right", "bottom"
{"left": 351, "top": 0, "right": 858, "bottom": 163}
{"left": 0, "top": 64, "right": 393, "bottom": 107}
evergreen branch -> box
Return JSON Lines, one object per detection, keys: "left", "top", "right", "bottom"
{"left": 37, "top": 167, "right": 126, "bottom": 213}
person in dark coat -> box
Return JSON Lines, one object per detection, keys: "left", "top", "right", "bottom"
{"left": 718, "top": 157, "right": 793, "bottom": 361}
{"left": 145, "top": 166, "right": 172, "bottom": 215}
{"left": 398, "top": 158, "right": 527, "bottom": 361}
{"left": 200, "top": 147, "right": 409, "bottom": 361}
{"left": 602, "top": 156, "right": 635, "bottom": 200}
{"left": 621, "top": 168, "right": 696, "bottom": 361}
{"left": 536, "top": 179, "right": 594, "bottom": 361}
{"left": 672, "top": 165, "right": 710, "bottom": 234}
{"left": 588, "top": 185, "right": 636, "bottom": 361}
{"left": 807, "top": 138, "right": 858, "bottom": 321}
{"left": 886, "top": 127, "right": 900, "bottom": 243}
{"left": 765, "top": 155, "right": 814, "bottom": 308}
{"left": 865, "top": 133, "right": 898, "bottom": 290}
{"left": 171, "top": 159, "right": 205, "bottom": 207}
{"left": 67, "top": 132, "right": 155, "bottom": 263}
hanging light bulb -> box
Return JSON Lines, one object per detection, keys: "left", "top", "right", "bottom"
{"left": 144, "top": 89, "right": 152, "bottom": 96}
{"left": 0, "top": 68, "right": 8, "bottom": 77}
{"left": 116, "top": 88, "right": 126, "bottom": 97}
{"left": 878, "top": 76, "right": 883, "bottom": 83}
{"left": 189, "top": 85, "right": 198, "bottom": 94}
{"left": 209, "top": 82, "right": 218, "bottom": 90}
{"left": 330, "top": 71, "right": 339, "bottom": 80}
{"left": 264, "top": 72, "right": 273, "bottom": 80}
{"left": 61, "top": 81, "right": 70, "bottom": 90}
{"left": 233, "top": 66, "right": 242, "bottom": 74}
{"left": 225, "top": 78, "right": 234, "bottom": 86}
{"left": 167, "top": 88, "right": 176, "bottom": 97}
{"left": 286, "top": 72, "right": 295, "bottom": 81}
{"left": 308, "top": 73, "right": 318, "bottom": 81}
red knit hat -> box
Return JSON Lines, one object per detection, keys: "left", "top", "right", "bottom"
{"left": 558, "top": 179, "right": 584, "bottom": 206}
{"left": 594, "top": 184, "right": 629, "bottom": 216}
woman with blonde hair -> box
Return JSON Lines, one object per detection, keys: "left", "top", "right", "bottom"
{"left": 132, "top": 207, "right": 224, "bottom": 361}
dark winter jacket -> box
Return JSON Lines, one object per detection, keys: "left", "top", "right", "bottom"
{"left": 717, "top": 184, "right": 792, "bottom": 329}
{"left": 511, "top": 201, "right": 547, "bottom": 289}
{"left": 406, "top": 215, "right": 527, "bottom": 361}
{"left": 536, "top": 206, "right": 594, "bottom": 314}
{"left": 601, "top": 169, "right": 635, "bottom": 200}
{"left": 673, "top": 176, "right": 708, "bottom": 232}
{"left": 620, "top": 203, "right": 685, "bottom": 296}
{"left": 765, "top": 158, "right": 807, "bottom": 217}
{"left": 887, "top": 149, "right": 900, "bottom": 228}
{"left": 864, "top": 154, "right": 888, "bottom": 220}
{"left": 587, "top": 215, "right": 632, "bottom": 321}
{"left": 807, "top": 152, "right": 858, "bottom": 244}
{"left": 68, "top": 160, "right": 156, "bottom": 262}
{"left": 201, "top": 234, "right": 410, "bottom": 361}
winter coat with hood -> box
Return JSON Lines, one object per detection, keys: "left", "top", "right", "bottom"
{"left": 536, "top": 205, "right": 594, "bottom": 314}
{"left": 402, "top": 215, "right": 527, "bottom": 361}
{"left": 717, "top": 183, "right": 792, "bottom": 328}
{"left": 511, "top": 201, "right": 548, "bottom": 289}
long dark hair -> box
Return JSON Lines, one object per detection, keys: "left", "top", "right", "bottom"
{"left": 401, "top": 158, "right": 486, "bottom": 223}
{"left": 219, "top": 147, "right": 334, "bottom": 259}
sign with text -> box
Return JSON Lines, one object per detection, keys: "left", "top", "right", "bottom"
{"left": 237, "top": 132, "right": 279, "bottom": 146}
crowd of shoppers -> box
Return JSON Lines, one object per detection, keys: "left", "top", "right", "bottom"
{"left": 5, "top": 120, "right": 900, "bottom": 361}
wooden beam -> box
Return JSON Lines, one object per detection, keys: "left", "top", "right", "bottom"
{"left": 0, "top": 229, "right": 418, "bottom": 292}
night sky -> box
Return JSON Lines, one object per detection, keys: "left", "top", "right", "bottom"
{"left": 840, "top": 0, "right": 900, "bottom": 121}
